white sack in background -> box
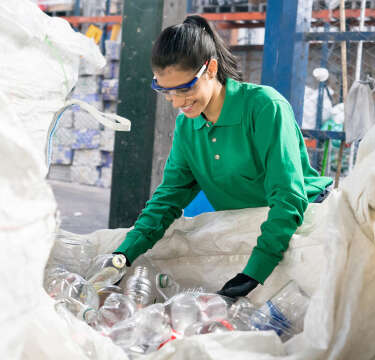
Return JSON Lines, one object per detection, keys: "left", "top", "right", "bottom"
{"left": 344, "top": 81, "right": 375, "bottom": 143}
{"left": 302, "top": 85, "right": 333, "bottom": 130}
{"left": 0, "top": 0, "right": 105, "bottom": 164}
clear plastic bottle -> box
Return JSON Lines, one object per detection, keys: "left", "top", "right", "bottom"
{"left": 86, "top": 253, "right": 127, "bottom": 290}
{"left": 184, "top": 320, "right": 234, "bottom": 336}
{"left": 135, "top": 304, "right": 172, "bottom": 353}
{"left": 124, "top": 266, "right": 153, "bottom": 308}
{"left": 156, "top": 273, "right": 180, "bottom": 301}
{"left": 108, "top": 304, "right": 171, "bottom": 353}
{"left": 196, "top": 294, "right": 228, "bottom": 322}
{"left": 47, "top": 232, "right": 96, "bottom": 277}
{"left": 97, "top": 293, "right": 136, "bottom": 328}
{"left": 227, "top": 297, "right": 257, "bottom": 331}
{"left": 96, "top": 285, "right": 123, "bottom": 307}
{"left": 170, "top": 293, "right": 201, "bottom": 334}
{"left": 249, "top": 280, "right": 310, "bottom": 342}
{"left": 55, "top": 297, "right": 99, "bottom": 326}
{"left": 46, "top": 271, "right": 99, "bottom": 310}
{"left": 108, "top": 317, "right": 140, "bottom": 350}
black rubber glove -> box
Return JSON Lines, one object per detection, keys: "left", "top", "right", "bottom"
{"left": 217, "top": 273, "right": 259, "bottom": 299}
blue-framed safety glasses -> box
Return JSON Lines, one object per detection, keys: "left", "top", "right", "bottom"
{"left": 151, "top": 61, "right": 208, "bottom": 96}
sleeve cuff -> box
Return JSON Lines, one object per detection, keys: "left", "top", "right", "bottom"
{"left": 114, "top": 231, "right": 149, "bottom": 264}
{"left": 242, "top": 248, "right": 279, "bottom": 284}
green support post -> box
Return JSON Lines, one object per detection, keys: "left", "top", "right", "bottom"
{"left": 109, "top": 0, "right": 164, "bottom": 228}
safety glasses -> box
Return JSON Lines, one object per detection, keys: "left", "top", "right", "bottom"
{"left": 151, "top": 61, "right": 208, "bottom": 97}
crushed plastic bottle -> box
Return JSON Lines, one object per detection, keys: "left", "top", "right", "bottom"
{"left": 108, "top": 304, "right": 171, "bottom": 354}
{"left": 55, "top": 297, "right": 98, "bottom": 326}
{"left": 86, "top": 253, "right": 127, "bottom": 290}
{"left": 170, "top": 293, "right": 201, "bottom": 334}
{"left": 108, "top": 316, "right": 140, "bottom": 350}
{"left": 124, "top": 266, "right": 153, "bottom": 308}
{"left": 156, "top": 273, "right": 180, "bottom": 301}
{"left": 134, "top": 304, "right": 172, "bottom": 353}
{"left": 96, "top": 285, "right": 123, "bottom": 307}
{"left": 196, "top": 293, "right": 228, "bottom": 322}
{"left": 249, "top": 280, "right": 310, "bottom": 342}
{"left": 46, "top": 271, "right": 99, "bottom": 310}
{"left": 98, "top": 293, "right": 136, "bottom": 328}
{"left": 184, "top": 319, "right": 235, "bottom": 336}
{"left": 227, "top": 297, "right": 257, "bottom": 331}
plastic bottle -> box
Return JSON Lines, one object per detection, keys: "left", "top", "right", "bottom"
{"left": 96, "top": 285, "right": 123, "bottom": 307}
{"left": 97, "top": 293, "right": 136, "bottom": 328}
{"left": 48, "top": 232, "right": 96, "bottom": 277}
{"left": 156, "top": 273, "right": 181, "bottom": 301}
{"left": 183, "top": 295, "right": 247, "bottom": 336}
{"left": 108, "top": 304, "right": 171, "bottom": 354}
{"left": 46, "top": 271, "right": 100, "bottom": 310}
{"left": 196, "top": 293, "right": 228, "bottom": 322}
{"left": 249, "top": 280, "right": 310, "bottom": 342}
{"left": 227, "top": 297, "right": 257, "bottom": 331}
{"left": 170, "top": 293, "right": 201, "bottom": 334}
{"left": 55, "top": 297, "right": 98, "bottom": 326}
{"left": 108, "top": 316, "right": 140, "bottom": 350}
{"left": 86, "top": 253, "right": 127, "bottom": 290}
{"left": 184, "top": 320, "right": 235, "bottom": 336}
{"left": 124, "top": 266, "right": 153, "bottom": 308}
{"left": 135, "top": 304, "right": 172, "bottom": 353}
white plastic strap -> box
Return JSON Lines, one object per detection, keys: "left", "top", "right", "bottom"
{"left": 46, "top": 99, "right": 131, "bottom": 168}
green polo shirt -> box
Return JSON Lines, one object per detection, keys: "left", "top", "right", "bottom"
{"left": 116, "top": 78, "right": 332, "bottom": 284}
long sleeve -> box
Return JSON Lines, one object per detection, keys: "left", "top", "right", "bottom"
{"left": 243, "top": 99, "right": 309, "bottom": 284}
{"left": 115, "top": 120, "right": 200, "bottom": 263}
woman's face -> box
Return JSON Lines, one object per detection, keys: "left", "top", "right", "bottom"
{"left": 153, "top": 64, "right": 217, "bottom": 118}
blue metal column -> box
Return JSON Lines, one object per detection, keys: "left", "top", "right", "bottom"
{"left": 261, "top": 0, "right": 312, "bottom": 126}
{"left": 312, "top": 23, "right": 330, "bottom": 169}
{"left": 316, "top": 24, "right": 330, "bottom": 131}
{"left": 74, "top": 0, "right": 80, "bottom": 16}
{"left": 101, "top": 0, "right": 111, "bottom": 54}
{"left": 186, "top": 0, "right": 194, "bottom": 13}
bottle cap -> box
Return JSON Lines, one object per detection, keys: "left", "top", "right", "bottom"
{"left": 159, "top": 274, "right": 170, "bottom": 288}
{"left": 112, "top": 254, "right": 126, "bottom": 269}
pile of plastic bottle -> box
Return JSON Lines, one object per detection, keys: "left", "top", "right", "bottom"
{"left": 44, "top": 233, "right": 311, "bottom": 357}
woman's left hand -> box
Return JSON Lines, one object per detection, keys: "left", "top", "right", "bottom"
{"left": 217, "top": 273, "right": 259, "bottom": 298}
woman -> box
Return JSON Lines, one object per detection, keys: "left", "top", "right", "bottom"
{"left": 114, "top": 15, "right": 332, "bottom": 298}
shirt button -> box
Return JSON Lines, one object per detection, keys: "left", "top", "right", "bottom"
{"left": 212, "top": 138, "right": 217, "bottom": 143}
{"left": 206, "top": 123, "right": 210, "bottom": 127}
{"left": 214, "top": 154, "right": 220, "bottom": 160}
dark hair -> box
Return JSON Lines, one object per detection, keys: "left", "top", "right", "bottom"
{"left": 151, "top": 15, "right": 242, "bottom": 85}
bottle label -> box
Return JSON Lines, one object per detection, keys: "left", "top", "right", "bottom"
{"left": 112, "top": 254, "right": 126, "bottom": 269}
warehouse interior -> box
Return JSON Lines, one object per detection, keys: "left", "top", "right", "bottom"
{"left": 1, "top": 0, "right": 375, "bottom": 359}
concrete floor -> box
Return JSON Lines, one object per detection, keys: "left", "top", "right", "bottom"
{"left": 48, "top": 180, "right": 110, "bottom": 234}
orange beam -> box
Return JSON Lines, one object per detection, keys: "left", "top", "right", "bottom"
{"left": 313, "top": 8, "right": 375, "bottom": 21}
{"left": 200, "top": 12, "right": 266, "bottom": 21}
{"left": 62, "top": 15, "right": 122, "bottom": 27}
{"left": 304, "top": 138, "right": 317, "bottom": 149}
{"left": 61, "top": 9, "right": 375, "bottom": 28}
{"left": 200, "top": 8, "right": 375, "bottom": 22}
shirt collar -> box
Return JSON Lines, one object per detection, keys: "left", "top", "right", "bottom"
{"left": 193, "top": 78, "right": 244, "bottom": 130}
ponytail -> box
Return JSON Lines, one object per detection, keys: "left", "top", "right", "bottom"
{"left": 151, "top": 15, "right": 242, "bottom": 85}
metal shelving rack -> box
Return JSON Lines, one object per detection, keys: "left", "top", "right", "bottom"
{"left": 188, "top": 1, "right": 375, "bottom": 174}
